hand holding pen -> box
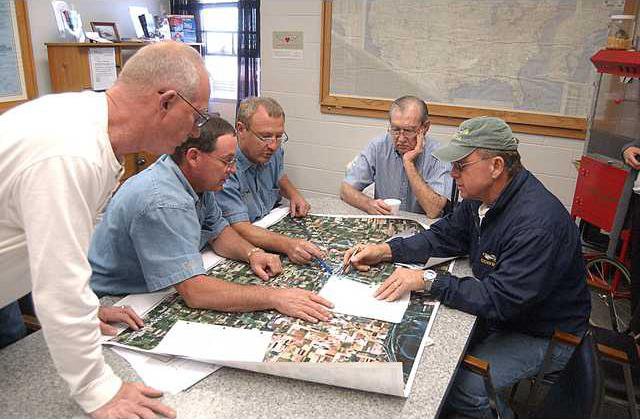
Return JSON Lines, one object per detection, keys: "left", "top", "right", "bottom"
{"left": 341, "top": 243, "right": 393, "bottom": 273}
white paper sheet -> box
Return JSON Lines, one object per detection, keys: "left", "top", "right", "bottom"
{"left": 318, "top": 276, "right": 409, "bottom": 323}
{"left": 201, "top": 248, "right": 224, "bottom": 271}
{"left": 89, "top": 48, "right": 117, "bottom": 90}
{"left": 110, "top": 347, "right": 221, "bottom": 394}
{"left": 154, "top": 321, "right": 273, "bottom": 363}
{"left": 253, "top": 206, "right": 290, "bottom": 228}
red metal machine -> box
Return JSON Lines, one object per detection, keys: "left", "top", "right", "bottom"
{"left": 573, "top": 49, "right": 640, "bottom": 331}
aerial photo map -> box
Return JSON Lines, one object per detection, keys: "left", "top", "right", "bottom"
{"left": 112, "top": 214, "right": 442, "bottom": 395}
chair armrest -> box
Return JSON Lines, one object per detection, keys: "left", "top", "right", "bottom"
{"left": 463, "top": 355, "right": 490, "bottom": 376}
{"left": 597, "top": 342, "right": 630, "bottom": 365}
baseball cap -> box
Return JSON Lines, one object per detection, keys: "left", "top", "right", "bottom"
{"left": 433, "top": 116, "right": 519, "bottom": 163}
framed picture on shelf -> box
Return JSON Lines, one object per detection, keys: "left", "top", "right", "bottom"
{"left": 90, "top": 21, "right": 120, "bottom": 42}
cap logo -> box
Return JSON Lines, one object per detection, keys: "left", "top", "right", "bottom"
{"left": 454, "top": 128, "right": 470, "bottom": 142}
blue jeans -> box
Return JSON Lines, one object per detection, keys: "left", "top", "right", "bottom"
{"left": 445, "top": 330, "right": 577, "bottom": 419}
{"left": 0, "top": 301, "right": 27, "bottom": 349}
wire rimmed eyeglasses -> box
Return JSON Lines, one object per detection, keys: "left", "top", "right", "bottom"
{"left": 247, "top": 127, "right": 289, "bottom": 144}
{"left": 160, "top": 90, "right": 210, "bottom": 128}
{"left": 387, "top": 125, "right": 421, "bottom": 139}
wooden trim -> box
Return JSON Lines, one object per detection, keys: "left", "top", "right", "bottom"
{"left": 320, "top": 0, "right": 333, "bottom": 106}
{"left": 319, "top": 1, "right": 587, "bottom": 140}
{"left": 0, "top": 0, "right": 38, "bottom": 113}
{"left": 321, "top": 105, "right": 586, "bottom": 139}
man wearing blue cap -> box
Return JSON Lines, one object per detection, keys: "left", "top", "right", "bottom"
{"left": 344, "top": 116, "right": 590, "bottom": 418}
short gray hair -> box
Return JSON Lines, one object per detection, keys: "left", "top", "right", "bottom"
{"left": 477, "top": 148, "right": 524, "bottom": 178}
{"left": 389, "top": 95, "right": 429, "bottom": 124}
{"left": 237, "top": 96, "right": 285, "bottom": 128}
{"left": 118, "top": 41, "right": 205, "bottom": 100}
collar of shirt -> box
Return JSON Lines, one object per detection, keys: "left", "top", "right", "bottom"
{"left": 235, "top": 145, "right": 258, "bottom": 173}
{"left": 157, "top": 154, "right": 201, "bottom": 205}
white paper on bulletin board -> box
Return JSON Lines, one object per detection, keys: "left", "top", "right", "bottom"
{"left": 272, "top": 31, "right": 303, "bottom": 59}
{"left": 89, "top": 47, "right": 117, "bottom": 91}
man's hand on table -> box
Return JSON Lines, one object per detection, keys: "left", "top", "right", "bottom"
{"left": 342, "top": 243, "right": 392, "bottom": 272}
{"left": 90, "top": 382, "right": 176, "bottom": 419}
{"left": 289, "top": 193, "right": 311, "bottom": 217}
{"left": 248, "top": 250, "right": 282, "bottom": 281}
{"left": 270, "top": 288, "right": 334, "bottom": 323}
{"left": 374, "top": 267, "right": 424, "bottom": 301}
{"left": 285, "top": 238, "right": 325, "bottom": 265}
{"left": 365, "top": 199, "right": 392, "bottom": 215}
{"left": 623, "top": 146, "right": 640, "bottom": 170}
{"left": 98, "top": 305, "right": 144, "bottom": 336}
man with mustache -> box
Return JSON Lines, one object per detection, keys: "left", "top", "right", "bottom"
{"left": 89, "top": 117, "right": 333, "bottom": 324}
{"left": 215, "top": 97, "right": 326, "bottom": 266}
{"left": 340, "top": 95, "right": 453, "bottom": 218}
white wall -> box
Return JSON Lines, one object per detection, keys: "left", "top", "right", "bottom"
{"left": 26, "top": 0, "right": 169, "bottom": 95}
{"left": 260, "top": 0, "right": 584, "bottom": 208}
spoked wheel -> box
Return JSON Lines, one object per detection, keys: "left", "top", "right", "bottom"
{"left": 585, "top": 256, "right": 632, "bottom": 332}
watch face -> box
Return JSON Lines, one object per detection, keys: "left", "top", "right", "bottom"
{"left": 423, "top": 269, "right": 437, "bottom": 281}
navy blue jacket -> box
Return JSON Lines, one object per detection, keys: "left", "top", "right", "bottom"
{"left": 389, "top": 170, "right": 590, "bottom": 337}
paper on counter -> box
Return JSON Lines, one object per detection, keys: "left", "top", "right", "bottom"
{"left": 154, "top": 321, "right": 273, "bottom": 363}
{"left": 202, "top": 248, "right": 224, "bottom": 271}
{"left": 253, "top": 206, "right": 290, "bottom": 228}
{"left": 318, "top": 276, "right": 409, "bottom": 323}
{"left": 110, "top": 347, "right": 221, "bottom": 394}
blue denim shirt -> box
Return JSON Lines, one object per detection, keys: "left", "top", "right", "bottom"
{"left": 344, "top": 133, "right": 453, "bottom": 214}
{"left": 89, "top": 155, "right": 228, "bottom": 296}
{"left": 215, "top": 146, "right": 284, "bottom": 223}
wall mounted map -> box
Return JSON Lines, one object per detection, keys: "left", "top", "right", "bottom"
{"left": 330, "top": 0, "right": 618, "bottom": 117}
{"left": 107, "top": 214, "right": 444, "bottom": 397}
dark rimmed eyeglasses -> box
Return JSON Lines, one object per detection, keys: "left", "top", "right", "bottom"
{"left": 247, "top": 127, "right": 289, "bottom": 144}
{"left": 161, "top": 90, "right": 210, "bottom": 128}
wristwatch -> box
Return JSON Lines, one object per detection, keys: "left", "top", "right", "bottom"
{"left": 422, "top": 269, "right": 437, "bottom": 291}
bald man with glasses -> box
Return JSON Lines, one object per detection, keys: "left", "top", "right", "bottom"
{"left": 340, "top": 95, "right": 453, "bottom": 218}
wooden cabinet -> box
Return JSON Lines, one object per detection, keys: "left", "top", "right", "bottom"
{"left": 45, "top": 42, "right": 203, "bottom": 180}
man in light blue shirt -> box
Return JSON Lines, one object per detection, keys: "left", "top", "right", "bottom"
{"left": 90, "top": 116, "right": 333, "bottom": 323}
{"left": 216, "top": 97, "right": 325, "bottom": 265}
{"left": 341, "top": 96, "right": 453, "bottom": 218}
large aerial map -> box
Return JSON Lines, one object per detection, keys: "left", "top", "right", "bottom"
{"left": 111, "top": 214, "right": 443, "bottom": 395}
{"left": 330, "top": 0, "right": 618, "bottom": 117}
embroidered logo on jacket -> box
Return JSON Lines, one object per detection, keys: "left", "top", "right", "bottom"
{"left": 480, "top": 252, "right": 497, "bottom": 268}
